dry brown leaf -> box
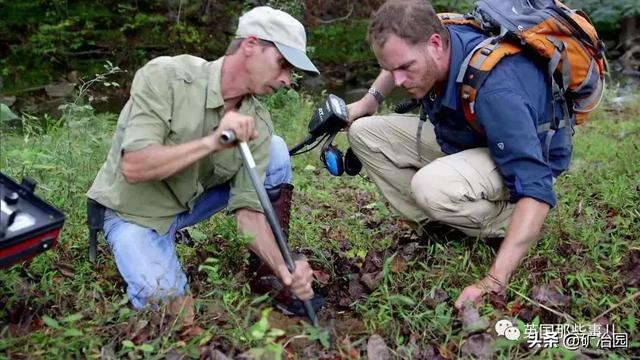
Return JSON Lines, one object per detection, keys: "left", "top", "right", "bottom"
{"left": 531, "top": 280, "right": 571, "bottom": 307}
{"left": 55, "top": 262, "right": 75, "bottom": 278}
{"left": 390, "top": 256, "right": 407, "bottom": 273}
{"left": 361, "top": 272, "right": 384, "bottom": 291}
{"left": 178, "top": 325, "right": 204, "bottom": 341}
{"left": 461, "top": 333, "right": 495, "bottom": 360}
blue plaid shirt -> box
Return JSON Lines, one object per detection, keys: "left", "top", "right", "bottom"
{"left": 421, "top": 25, "right": 572, "bottom": 207}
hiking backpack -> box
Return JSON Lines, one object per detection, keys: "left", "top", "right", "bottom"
{"left": 438, "top": 0, "right": 607, "bottom": 137}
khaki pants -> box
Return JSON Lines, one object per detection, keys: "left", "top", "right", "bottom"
{"left": 347, "top": 114, "right": 514, "bottom": 238}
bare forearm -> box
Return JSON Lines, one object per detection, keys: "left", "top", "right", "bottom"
{"left": 236, "top": 209, "right": 285, "bottom": 272}
{"left": 348, "top": 70, "right": 396, "bottom": 122}
{"left": 455, "top": 197, "right": 551, "bottom": 308}
{"left": 363, "top": 70, "right": 395, "bottom": 109}
{"left": 371, "top": 70, "right": 395, "bottom": 96}
{"left": 121, "top": 138, "right": 217, "bottom": 183}
{"left": 489, "top": 197, "right": 550, "bottom": 286}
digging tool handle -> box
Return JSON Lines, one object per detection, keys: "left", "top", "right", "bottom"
{"left": 220, "top": 130, "right": 319, "bottom": 327}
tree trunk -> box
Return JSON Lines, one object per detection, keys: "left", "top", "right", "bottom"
{"left": 619, "top": 15, "right": 640, "bottom": 51}
{"left": 619, "top": 15, "right": 640, "bottom": 75}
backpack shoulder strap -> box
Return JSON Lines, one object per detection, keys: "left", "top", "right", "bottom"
{"left": 455, "top": 39, "right": 522, "bottom": 132}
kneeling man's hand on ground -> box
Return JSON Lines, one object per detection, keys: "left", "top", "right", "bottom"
{"left": 455, "top": 275, "right": 505, "bottom": 309}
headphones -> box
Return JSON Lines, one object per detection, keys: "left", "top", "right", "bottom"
{"left": 320, "top": 132, "right": 362, "bottom": 176}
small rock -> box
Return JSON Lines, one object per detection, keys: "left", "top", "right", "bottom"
{"left": 461, "top": 304, "right": 490, "bottom": 334}
{"left": 45, "top": 82, "right": 76, "bottom": 97}
{"left": 367, "top": 334, "right": 390, "bottom": 360}
{"left": 400, "top": 242, "right": 419, "bottom": 260}
{"left": 100, "top": 344, "right": 116, "bottom": 360}
{"left": 422, "top": 345, "right": 446, "bottom": 360}
{"left": 165, "top": 349, "right": 186, "bottom": 360}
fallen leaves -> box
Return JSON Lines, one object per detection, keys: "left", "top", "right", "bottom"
{"left": 531, "top": 279, "right": 571, "bottom": 308}
{"left": 620, "top": 249, "right": 640, "bottom": 287}
{"left": 178, "top": 325, "right": 204, "bottom": 341}
{"left": 390, "top": 255, "right": 407, "bottom": 273}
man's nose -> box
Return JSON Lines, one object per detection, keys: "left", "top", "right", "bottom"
{"left": 393, "top": 71, "right": 406, "bottom": 87}
{"left": 279, "top": 68, "right": 292, "bottom": 86}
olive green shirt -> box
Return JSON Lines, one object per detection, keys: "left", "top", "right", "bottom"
{"left": 87, "top": 55, "right": 273, "bottom": 234}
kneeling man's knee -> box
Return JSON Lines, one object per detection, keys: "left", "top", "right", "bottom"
{"left": 410, "top": 162, "right": 464, "bottom": 220}
{"left": 347, "top": 116, "right": 377, "bottom": 153}
{"left": 265, "top": 135, "right": 292, "bottom": 187}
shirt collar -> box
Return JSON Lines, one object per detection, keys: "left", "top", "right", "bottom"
{"left": 206, "top": 57, "right": 225, "bottom": 109}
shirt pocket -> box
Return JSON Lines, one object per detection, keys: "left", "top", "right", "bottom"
{"left": 209, "top": 148, "right": 241, "bottom": 185}
{"left": 161, "top": 164, "right": 199, "bottom": 208}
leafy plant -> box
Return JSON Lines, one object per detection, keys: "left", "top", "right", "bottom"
{"left": 58, "top": 61, "right": 124, "bottom": 121}
{"left": 245, "top": 308, "right": 286, "bottom": 359}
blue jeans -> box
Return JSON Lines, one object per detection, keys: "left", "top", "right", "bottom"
{"left": 103, "top": 136, "right": 292, "bottom": 309}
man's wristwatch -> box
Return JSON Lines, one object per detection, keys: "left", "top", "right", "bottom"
{"left": 367, "top": 87, "right": 384, "bottom": 105}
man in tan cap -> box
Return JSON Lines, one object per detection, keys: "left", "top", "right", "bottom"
{"left": 87, "top": 6, "right": 322, "bottom": 318}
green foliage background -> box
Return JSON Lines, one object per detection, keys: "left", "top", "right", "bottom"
{"left": 1, "top": 0, "right": 636, "bottom": 93}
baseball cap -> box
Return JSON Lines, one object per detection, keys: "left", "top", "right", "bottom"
{"left": 236, "top": 6, "right": 320, "bottom": 75}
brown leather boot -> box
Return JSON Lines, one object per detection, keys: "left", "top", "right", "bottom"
{"left": 248, "top": 184, "right": 325, "bottom": 315}
{"left": 248, "top": 183, "right": 294, "bottom": 292}
{"left": 268, "top": 183, "right": 293, "bottom": 240}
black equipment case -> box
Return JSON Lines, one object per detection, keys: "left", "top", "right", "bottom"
{"left": 0, "top": 172, "right": 65, "bottom": 268}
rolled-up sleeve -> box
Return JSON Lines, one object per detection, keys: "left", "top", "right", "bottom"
{"left": 121, "top": 64, "right": 171, "bottom": 152}
{"left": 226, "top": 116, "right": 274, "bottom": 213}
{"left": 475, "top": 89, "right": 556, "bottom": 207}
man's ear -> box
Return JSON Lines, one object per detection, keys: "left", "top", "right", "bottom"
{"left": 427, "top": 33, "right": 446, "bottom": 59}
{"left": 242, "top": 36, "right": 260, "bottom": 55}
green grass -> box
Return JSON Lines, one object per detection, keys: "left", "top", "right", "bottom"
{"left": 0, "top": 88, "right": 638, "bottom": 359}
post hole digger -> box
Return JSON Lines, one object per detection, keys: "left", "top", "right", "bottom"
{"left": 220, "top": 130, "right": 320, "bottom": 327}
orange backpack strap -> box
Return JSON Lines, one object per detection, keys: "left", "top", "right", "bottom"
{"left": 438, "top": 13, "right": 480, "bottom": 28}
{"left": 455, "top": 38, "right": 522, "bottom": 132}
